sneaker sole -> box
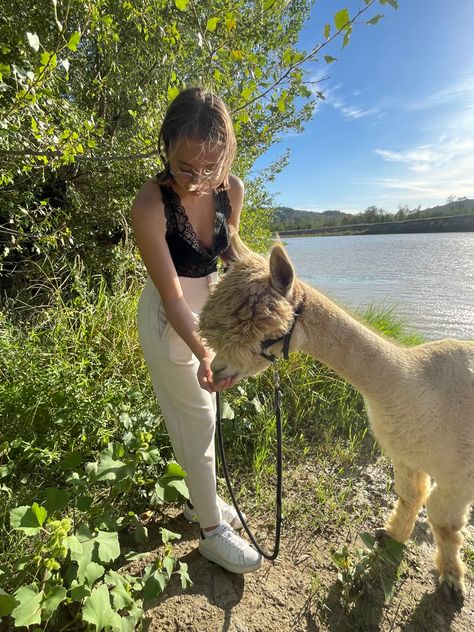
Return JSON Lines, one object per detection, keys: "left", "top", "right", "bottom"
{"left": 198, "top": 544, "right": 262, "bottom": 574}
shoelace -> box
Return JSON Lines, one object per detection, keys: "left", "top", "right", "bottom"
{"left": 215, "top": 524, "right": 247, "bottom": 552}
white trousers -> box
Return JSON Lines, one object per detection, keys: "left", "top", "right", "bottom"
{"left": 137, "top": 274, "right": 222, "bottom": 528}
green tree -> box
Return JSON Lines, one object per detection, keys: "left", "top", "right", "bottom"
{"left": 0, "top": 0, "right": 397, "bottom": 309}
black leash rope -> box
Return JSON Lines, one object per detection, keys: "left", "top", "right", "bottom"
{"left": 215, "top": 366, "right": 283, "bottom": 560}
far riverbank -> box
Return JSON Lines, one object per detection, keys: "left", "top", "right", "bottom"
{"left": 278, "top": 213, "right": 474, "bottom": 237}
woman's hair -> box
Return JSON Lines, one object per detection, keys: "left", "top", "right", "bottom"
{"left": 156, "top": 87, "right": 236, "bottom": 190}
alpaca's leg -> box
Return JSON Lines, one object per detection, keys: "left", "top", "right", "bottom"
{"left": 384, "top": 462, "right": 430, "bottom": 542}
{"left": 426, "top": 484, "right": 470, "bottom": 598}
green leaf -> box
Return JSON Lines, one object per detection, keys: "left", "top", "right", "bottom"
{"left": 221, "top": 401, "right": 234, "bottom": 420}
{"left": 167, "top": 478, "right": 189, "bottom": 498}
{"left": 70, "top": 582, "right": 90, "bottom": 601}
{"left": 143, "top": 570, "right": 167, "bottom": 602}
{"left": 66, "top": 472, "right": 88, "bottom": 489}
{"left": 167, "top": 85, "right": 179, "bottom": 102}
{"left": 160, "top": 527, "right": 181, "bottom": 545}
{"left": 225, "top": 15, "right": 237, "bottom": 32}
{"left": 334, "top": 8, "right": 350, "bottom": 31}
{"left": 134, "top": 523, "right": 148, "bottom": 544}
{"left": 324, "top": 23, "right": 330, "bottom": 39}
{"left": 26, "top": 32, "right": 40, "bottom": 52}
{"left": 206, "top": 17, "right": 219, "bottom": 32}
{"left": 67, "top": 31, "right": 81, "bottom": 52}
{"left": 163, "top": 555, "right": 175, "bottom": 577}
{"left": 94, "top": 454, "right": 134, "bottom": 482}
{"left": 155, "top": 470, "right": 189, "bottom": 501}
{"left": 324, "top": 55, "right": 337, "bottom": 64}
{"left": 31, "top": 502, "right": 47, "bottom": 526}
{"left": 165, "top": 461, "right": 186, "bottom": 477}
{"left": 95, "top": 530, "right": 120, "bottom": 563}
{"left": 367, "top": 14, "right": 384, "bottom": 25}
{"left": 139, "top": 446, "right": 160, "bottom": 465}
{"left": 45, "top": 487, "right": 70, "bottom": 514}
{"left": 76, "top": 495, "right": 93, "bottom": 511}
{"left": 41, "top": 586, "right": 67, "bottom": 619}
{"left": 0, "top": 63, "right": 11, "bottom": 79}
{"left": 359, "top": 531, "right": 376, "bottom": 549}
{"left": 10, "top": 505, "right": 44, "bottom": 534}
{"left": 107, "top": 572, "right": 134, "bottom": 610}
{"left": 381, "top": 574, "right": 396, "bottom": 603}
{"left": 0, "top": 589, "right": 16, "bottom": 617}
{"left": 84, "top": 561, "right": 105, "bottom": 587}
{"left": 67, "top": 525, "right": 95, "bottom": 582}
{"left": 82, "top": 585, "right": 122, "bottom": 631}
{"left": 174, "top": 0, "right": 189, "bottom": 10}
{"left": 382, "top": 538, "right": 405, "bottom": 564}
{"left": 123, "top": 551, "right": 150, "bottom": 562}
{"left": 342, "top": 29, "right": 351, "bottom": 48}
{"left": 12, "top": 584, "right": 43, "bottom": 627}
{"left": 61, "top": 451, "right": 83, "bottom": 470}
{"left": 176, "top": 562, "right": 192, "bottom": 589}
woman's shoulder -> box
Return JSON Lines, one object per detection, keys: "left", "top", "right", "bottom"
{"left": 132, "top": 178, "right": 165, "bottom": 214}
{"left": 225, "top": 174, "right": 244, "bottom": 213}
{"left": 228, "top": 173, "right": 244, "bottom": 194}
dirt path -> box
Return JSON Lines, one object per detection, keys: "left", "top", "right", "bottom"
{"left": 142, "top": 470, "right": 474, "bottom": 632}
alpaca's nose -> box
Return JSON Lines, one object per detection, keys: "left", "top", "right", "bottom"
{"left": 211, "top": 358, "right": 231, "bottom": 382}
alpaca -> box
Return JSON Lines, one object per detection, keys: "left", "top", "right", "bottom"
{"left": 199, "top": 234, "right": 474, "bottom": 601}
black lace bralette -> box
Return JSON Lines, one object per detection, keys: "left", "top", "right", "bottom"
{"left": 160, "top": 185, "right": 232, "bottom": 278}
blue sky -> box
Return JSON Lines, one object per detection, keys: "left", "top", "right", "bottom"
{"left": 253, "top": 0, "right": 474, "bottom": 214}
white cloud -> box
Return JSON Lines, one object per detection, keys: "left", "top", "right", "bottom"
{"left": 314, "top": 81, "right": 382, "bottom": 120}
{"left": 332, "top": 98, "right": 380, "bottom": 119}
{"left": 406, "top": 74, "right": 474, "bottom": 112}
{"left": 371, "top": 133, "right": 474, "bottom": 204}
{"left": 372, "top": 86, "right": 474, "bottom": 205}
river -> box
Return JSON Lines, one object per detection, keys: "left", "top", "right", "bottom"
{"left": 284, "top": 233, "right": 474, "bottom": 341}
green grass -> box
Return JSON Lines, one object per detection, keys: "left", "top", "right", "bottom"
{"left": 1, "top": 283, "right": 425, "bottom": 626}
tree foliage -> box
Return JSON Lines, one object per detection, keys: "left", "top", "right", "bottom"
{"left": 0, "top": 0, "right": 396, "bottom": 310}
{"left": 273, "top": 197, "right": 474, "bottom": 232}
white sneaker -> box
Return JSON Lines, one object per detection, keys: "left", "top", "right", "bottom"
{"left": 183, "top": 496, "right": 246, "bottom": 529}
{"left": 198, "top": 522, "right": 262, "bottom": 574}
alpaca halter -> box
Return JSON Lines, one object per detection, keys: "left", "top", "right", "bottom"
{"left": 260, "top": 295, "right": 305, "bottom": 363}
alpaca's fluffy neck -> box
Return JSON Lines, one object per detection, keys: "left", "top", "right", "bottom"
{"left": 294, "top": 282, "right": 406, "bottom": 397}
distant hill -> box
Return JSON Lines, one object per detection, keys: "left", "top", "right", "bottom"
{"left": 272, "top": 198, "right": 474, "bottom": 232}
{"left": 271, "top": 207, "right": 352, "bottom": 231}
{"left": 415, "top": 198, "right": 474, "bottom": 218}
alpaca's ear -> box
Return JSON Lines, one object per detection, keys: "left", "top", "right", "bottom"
{"left": 224, "top": 226, "right": 253, "bottom": 262}
{"left": 269, "top": 244, "right": 294, "bottom": 296}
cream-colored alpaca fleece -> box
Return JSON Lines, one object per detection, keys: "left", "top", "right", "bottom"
{"left": 199, "top": 235, "right": 474, "bottom": 602}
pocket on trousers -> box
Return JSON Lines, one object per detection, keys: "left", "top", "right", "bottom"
{"left": 157, "top": 300, "right": 195, "bottom": 363}
{"left": 157, "top": 302, "right": 170, "bottom": 339}
{"left": 168, "top": 328, "right": 194, "bottom": 364}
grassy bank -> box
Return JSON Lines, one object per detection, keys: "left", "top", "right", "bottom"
{"left": 0, "top": 286, "right": 425, "bottom": 630}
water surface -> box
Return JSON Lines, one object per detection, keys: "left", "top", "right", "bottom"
{"left": 284, "top": 233, "right": 474, "bottom": 340}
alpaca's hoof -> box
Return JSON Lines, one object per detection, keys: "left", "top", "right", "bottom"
{"left": 440, "top": 575, "right": 465, "bottom": 606}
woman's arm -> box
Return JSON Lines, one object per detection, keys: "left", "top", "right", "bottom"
{"left": 131, "top": 180, "right": 210, "bottom": 364}
{"left": 226, "top": 174, "right": 244, "bottom": 233}
{"left": 220, "top": 174, "right": 244, "bottom": 266}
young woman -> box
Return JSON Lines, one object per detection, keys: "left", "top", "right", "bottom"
{"left": 132, "top": 87, "right": 261, "bottom": 574}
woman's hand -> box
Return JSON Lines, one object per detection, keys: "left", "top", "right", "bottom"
{"left": 197, "top": 355, "right": 238, "bottom": 393}
{"left": 197, "top": 356, "right": 215, "bottom": 393}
